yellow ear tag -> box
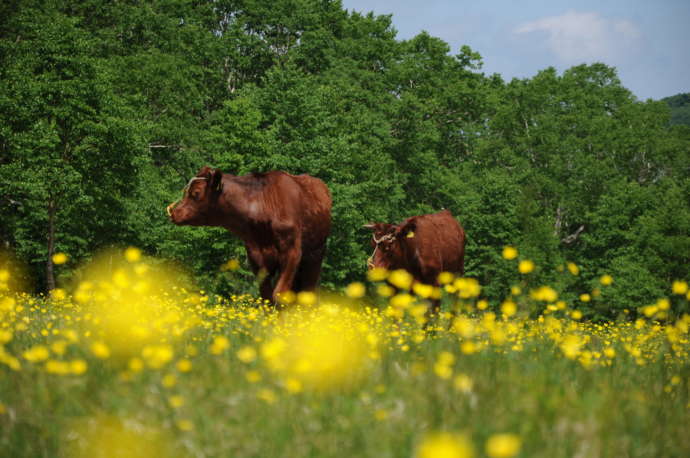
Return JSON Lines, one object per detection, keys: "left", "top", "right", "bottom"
{"left": 406, "top": 231, "right": 415, "bottom": 238}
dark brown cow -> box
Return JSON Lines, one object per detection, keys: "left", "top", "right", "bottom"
{"left": 168, "top": 166, "right": 332, "bottom": 304}
{"left": 365, "top": 210, "right": 466, "bottom": 314}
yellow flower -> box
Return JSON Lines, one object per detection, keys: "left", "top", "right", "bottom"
{"left": 285, "top": 377, "right": 303, "bottom": 394}
{"left": 377, "top": 284, "right": 395, "bottom": 297}
{"left": 656, "top": 298, "right": 670, "bottom": 311}
{"left": 124, "top": 247, "right": 142, "bottom": 263}
{"left": 579, "top": 293, "right": 591, "bottom": 303}
{"left": 501, "top": 300, "right": 517, "bottom": 317}
{"left": 70, "top": 359, "right": 88, "bottom": 375}
{"left": 571, "top": 310, "right": 583, "bottom": 320}
{"left": 600, "top": 274, "right": 614, "bottom": 286}
{"left": 453, "top": 374, "right": 474, "bottom": 393}
{"left": 257, "top": 388, "right": 277, "bottom": 404}
{"left": 297, "top": 291, "right": 317, "bottom": 306}
{"left": 50, "top": 288, "right": 67, "bottom": 301}
{"left": 245, "top": 370, "right": 262, "bottom": 383}
{"left": 502, "top": 246, "right": 518, "bottom": 260}
{"left": 389, "top": 269, "right": 413, "bottom": 290}
{"left": 486, "top": 433, "right": 522, "bottom": 458}
{"left": 567, "top": 262, "right": 579, "bottom": 275}
{"left": 374, "top": 409, "right": 389, "bottom": 421}
{"left": 162, "top": 374, "right": 177, "bottom": 388}
{"left": 530, "top": 286, "right": 558, "bottom": 302}
{"left": 413, "top": 282, "right": 434, "bottom": 299}
{"left": 52, "top": 252, "right": 68, "bottom": 265}
{"left": 236, "top": 346, "right": 257, "bottom": 363}
{"left": 23, "top": 345, "right": 50, "bottom": 362}
{"left": 221, "top": 258, "right": 240, "bottom": 271}
{"left": 454, "top": 278, "right": 481, "bottom": 298}
{"left": 176, "top": 419, "right": 194, "bottom": 431}
{"left": 460, "top": 341, "right": 477, "bottom": 355}
{"left": 168, "top": 395, "right": 184, "bottom": 408}
{"left": 518, "top": 260, "right": 534, "bottom": 274}
{"left": 416, "top": 432, "right": 475, "bottom": 458}
{"left": 672, "top": 280, "right": 688, "bottom": 295}
{"left": 367, "top": 267, "right": 388, "bottom": 282}
{"left": 210, "top": 336, "right": 230, "bottom": 355}
{"left": 176, "top": 359, "right": 192, "bottom": 372}
{"left": 603, "top": 347, "right": 616, "bottom": 358}
{"left": 438, "top": 272, "right": 455, "bottom": 285}
{"left": 390, "top": 293, "right": 414, "bottom": 309}
{"left": 345, "top": 282, "right": 366, "bottom": 299}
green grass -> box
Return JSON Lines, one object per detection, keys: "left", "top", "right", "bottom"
{"left": 1, "top": 292, "right": 688, "bottom": 458}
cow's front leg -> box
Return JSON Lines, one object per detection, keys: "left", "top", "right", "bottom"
{"left": 273, "top": 232, "right": 302, "bottom": 304}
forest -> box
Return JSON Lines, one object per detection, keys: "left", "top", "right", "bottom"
{"left": 1, "top": 0, "right": 689, "bottom": 319}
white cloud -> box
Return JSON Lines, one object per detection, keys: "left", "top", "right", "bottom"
{"left": 515, "top": 10, "right": 640, "bottom": 64}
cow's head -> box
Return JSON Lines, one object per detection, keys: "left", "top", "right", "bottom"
{"left": 364, "top": 220, "right": 417, "bottom": 270}
{"left": 168, "top": 166, "right": 224, "bottom": 226}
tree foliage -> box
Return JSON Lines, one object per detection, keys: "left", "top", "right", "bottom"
{"left": 1, "top": 0, "right": 688, "bottom": 318}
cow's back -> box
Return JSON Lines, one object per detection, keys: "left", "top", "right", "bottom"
{"left": 264, "top": 172, "right": 331, "bottom": 250}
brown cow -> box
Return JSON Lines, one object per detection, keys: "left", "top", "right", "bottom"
{"left": 168, "top": 166, "right": 332, "bottom": 304}
{"left": 365, "top": 210, "right": 466, "bottom": 315}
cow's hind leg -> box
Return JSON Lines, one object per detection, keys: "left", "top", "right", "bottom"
{"left": 293, "top": 247, "right": 326, "bottom": 293}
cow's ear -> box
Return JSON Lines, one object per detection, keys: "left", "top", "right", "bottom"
{"left": 396, "top": 220, "right": 417, "bottom": 239}
{"left": 210, "top": 168, "right": 223, "bottom": 193}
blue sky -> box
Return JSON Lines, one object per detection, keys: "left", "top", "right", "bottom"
{"left": 340, "top": 1, "right": 689, "bottom": 100}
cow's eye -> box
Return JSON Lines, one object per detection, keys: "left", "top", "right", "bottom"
{"left": 191, "top": 192, "right": 200, "bottom": 201}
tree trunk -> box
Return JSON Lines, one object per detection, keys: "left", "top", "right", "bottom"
{"left": 46, "top": 198, "right": 56, "bottom": 291}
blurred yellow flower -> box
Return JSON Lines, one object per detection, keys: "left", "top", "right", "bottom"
{"left": 454, "top": 278, "right": 481, "bottom": 298}
{"left": 23, "top": 345, "right": 50, "bottom": 362}
{"left": 453, "top": 374, "right": 474, "bottom": 393}
{"left": 530, "top": 286, "right": 558, "bottom": 302}
{"left": 70, "top": 359, "right": 88, "bottom": 375}
{"left": 389, "top": 269, "right": 413, "bottom": 290}
{"left": 502, "top": 246, "right": 518, "bottom": 260}
{"left": 367, "top": 267, "right": 388, "bottom": 282}
{"left": 124, "top": 247, "right": 142, "bottom": 263}
{"left": 168, "top": 395, "right": 184, "bottom": 408}
{"left": 176, "top": 419, "right": 194, "bottom": 431}
{"left": 176, "top": 359, "right": 192, "bottom": 372}
{"left": 236, "top": 345, "right": 257, "bottom": 363}
{"left": 50, "top": 288, "right": 67, "bottom": 301}
{"left": 567, "top": 262, "right": 579, "bottom": 275}
{"left": 672, "top": 280, "right": 688, "bottom": 295}
{"left": 257, "top": 388, "right": 277, "bottom": 404}
{"left": 486, "top": 433, "right": 521, "bottom": 458}
{"left": 245, "top": 370, "right": 262, "bottom": 383}
{"left": 518, "top": 260, "right": 534, "bottom": 274}
{"left": 438, "top": 271, "right": 454, "bottom": 285}
{"left": 416, "top": 432, "right": 475, "bottom": 458}
{"left": 52, "top": 252, "right": 68, "bottom": 265}
{"left": 221, "top": 258, "right": 240, "bottom": 271}
{"left": 162, "top": 374, "right": 177, "bottom": 388}
{"left": 579, "top": 294, "right": 591, "bottom": 303}
{"left": 501, "top": 300, "right": 517, "bottom": 318}
{"left": 297, "top": 291, "right": 317, "bottom": 306}
{"left": 210, "top": 336, "right": 230, "bottom": 355}
{"left": 345, "top": 282, "right": 366, "bottom": 299}
{"left": 600, "top": 274, "right": 614, "bottom": 286}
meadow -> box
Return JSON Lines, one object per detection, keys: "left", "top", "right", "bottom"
{"left": 0, "top": 248, "right": 688, "bottom": 458}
